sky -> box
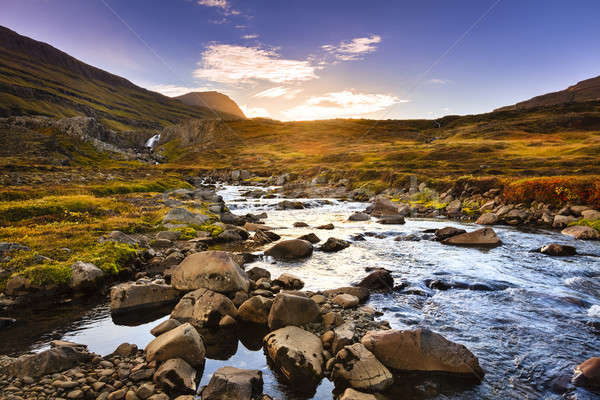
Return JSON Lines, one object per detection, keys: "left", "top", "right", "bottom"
{"left": 2, "top": 0, "right": 600, "bottom": 121}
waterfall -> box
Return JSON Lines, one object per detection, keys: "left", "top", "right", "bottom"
{"left": 145, "top": 134, "right": 160, "bottom": 149}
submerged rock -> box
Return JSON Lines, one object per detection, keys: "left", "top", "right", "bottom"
{"left": 316, "top": 223, "right": 335, "bottom": 230}
{"left": 361, "top": 328, "right": 484, "bottom": 381}
{"left": 264, "top": 326, "right": 324, "bottom": 389}
{"left": 171, "top": 251, "right": 249, "bottom": 293}
{"left": 264, "top": 239, "right": 313, "bottom": 260}
{"left": 348, "top": 212, "right": 370, "bottom": 221}
{"left": 298, "top": 233, "right": 321, "bottom": 243}
{"left": 434, "top": 227, "right": 467, "bottom": 241}
{"left": 377, "top": 215, "right": 405, "bottom": 225}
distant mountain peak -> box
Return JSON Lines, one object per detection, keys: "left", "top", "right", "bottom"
{"left": 495, "top": 75, "right": 600, "bottom": 111}
{"left": 175, "top": 91, "right": 246, "bottom": 119}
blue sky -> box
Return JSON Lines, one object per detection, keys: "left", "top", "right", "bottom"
{"left": 2, "top": 0, "right": 600, "bottom": 120}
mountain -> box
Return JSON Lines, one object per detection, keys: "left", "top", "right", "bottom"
{"left": 0, "top": 25, "right": 242, "bottom": 132}
{"left": 496, "top": 75, "right": 600, "bottom": 111}
{"left": 175, "top": 91, "right": 246, "bottom": 119}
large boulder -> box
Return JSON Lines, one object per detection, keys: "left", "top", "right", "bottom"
{"left": 573, "top": 357, "right": 600, "bottom": 389}
{"left": 268, "top": 293, "right": 320, "bottom": 330}
{"left": 153, "top": 358, "right": 197, "bottom": 395}
{"left": 238, "top": 296, "right": 273, "bottom": 324}
{"left": 163, "top": 207, "right": 209, "bottom": 225}
{"left": 264, "top": 239, "right": 313, "bottom": 261}
{"left": 361, "top": 328, "right": 484, "bottom": 381}
{"left": 171, "top": 251, "right": 249, "bottom": 293}
{"left": 441, "top": 227, "right": 502, "bottom": 247}
{"left": 370, "top": 197, "right": 400, "bottom": 217}
{"left": 332, "top": 322, "right": 356, "bottom": 353}
{"left": 171, "top": 288, "right": 238, "bottom": 329}
{"left": 553, "top": 215, "right": 577, "bottom": 229}
{"left": 561, "top": 225, "right": 600, "bottom": 240}
{"left": 145, "top": 323, "right": 206, "bottom": 368}
{"left": 331, "top": 343, "right": 393, "bottom": 392}
{"left": 201, "top": 367, "right": 263, "bottom": 400}
{"left": 264, "top": 326, "right": 324, "bottom": 388}
{"left": 320, "top": 237, "right": 350, "bottom": 252}
{"left": 7, "top": 345, "right": 92, "bottom": 378}
{"left": 110, "top": 280, "right": 181, "bottom": 313}
{"left": 357, "top": 269, "right": 394, "bottom": 292}
{"left": 69, "top": 261, "right": 104, "bottom": 290}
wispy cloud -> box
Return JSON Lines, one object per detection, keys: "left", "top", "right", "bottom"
{"left": 322, "top": 35, "right": 381, "bottom": 61}
{"left": 241, "top": 34, "right": 259, "bottom": 39}
{"left": 282, "top": 90, "right": 404, "bottom": 120}
{"left": 194, "top": 44, "right": 318, "bottom": 84}
{"left": 427, "top": 78, "right": 451, "bottom": 84}
{"left": 240, "top": 105, "right": 272, "bottom": 118}
{"left": 147, "top": 84, "right": 213, "bottom": 97}
{"left": 253, "top": 86, "right": 303, "bottom": 99}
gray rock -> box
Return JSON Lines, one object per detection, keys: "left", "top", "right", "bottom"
{"left": 7, "top": 346, "right": 92, "bottom": 378}
{"left": 201, "top": 366, "right": 263, "bottom": 400}
{"left": 331, "top": 343, "right": 393, "bottom": 392}
{"left": 268, "top": 293, "right": 320, "bottom": 330}
{"left": 163, "top": 208, "right": 209, "bottom": 225}
{"left": 145, "top": 323, "right": 206, "bottom": 368}
{"left": 110, "top": 280, "right": 181, "bottom": 313}
{"left": 69, "top": 261, "right": 104, "bottom": 290}
{"left": 264, "top": 240, "right": 313, "bottom": 260}
{"left": 171, "top": 288, "right": 238, "bottom": 328}
{"left": 171, "top": 251, "right": 249, "bottom": 293}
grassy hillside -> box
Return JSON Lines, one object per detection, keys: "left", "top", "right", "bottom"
{"left": 0, "top": 26, "right": 238, "bottom": 132}
{"left": 158, "top": 100, "right": 600, "bottom": 185}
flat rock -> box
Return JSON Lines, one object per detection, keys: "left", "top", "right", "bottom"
{"left": 441, "top": 227, "right": 502, "bottom": 247}
{"left": 323, "top": 287, "right": 370, "bottom": 303}
{"left": 7, "top": 346, "right": 92, "bottom": 378}
{"left": 361, "top": 328, "right": 484, "bottom": 381}
{"left": 110, "top": 280, "right": 181, "bottom": 314}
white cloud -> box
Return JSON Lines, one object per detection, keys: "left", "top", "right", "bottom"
{"left": 197, "top": 0, "right": 228, "bottom": 9}
{"left": 147, "top": 84, "right": 213, "bottom": 97}
{"left": 282, "top": 90, "right": 404, "bottom": 120}
{"left": 194, "top": 44, "right": 318, "bottom": 84}
{"left": 197, "top": 0, "right": 241, "bottom": 16}
{"left": 241, "top": 34, "right": 259, "bottom": 39}
{"left": 240, "top": 105, "right": 272, "bottom": 118}
{"left": 322, "top": 35, "right": 381, "bottom": 61}
{"left": 253, "top": 86, "right": 303, "bottom": 99}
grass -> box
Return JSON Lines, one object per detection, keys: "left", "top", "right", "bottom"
{"left": 570, "top": 218, "right": 600, "bottom": 232}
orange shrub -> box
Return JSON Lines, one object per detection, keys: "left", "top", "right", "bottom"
{"left": 503, "top": 176, "right": 600, "bottom": 208}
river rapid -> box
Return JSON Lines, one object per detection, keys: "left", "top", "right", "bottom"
{"left": 2, "top": 183, "right": 599, "bottom": 399}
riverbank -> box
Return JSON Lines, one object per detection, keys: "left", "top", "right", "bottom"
{"left": 1, "top": 180, "right": 600, "bottom": 399}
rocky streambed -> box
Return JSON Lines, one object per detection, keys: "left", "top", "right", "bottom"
{"left": 1, "top": 183, "right": 600, "bottom": 400}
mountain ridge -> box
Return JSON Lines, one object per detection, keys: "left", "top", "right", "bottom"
{"left": 495, "top": 75, "right": 600, "bottom": 111}
{"left": 0, "top": 25, "right": 242, "bottom": 132}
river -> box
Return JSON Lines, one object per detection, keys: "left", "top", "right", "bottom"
{"left": 1, "top": 183, "right": 599, "bottom": 399}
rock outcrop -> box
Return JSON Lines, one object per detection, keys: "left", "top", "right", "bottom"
{"left": 171, "top": 251, "right": 249, "bottom": 293}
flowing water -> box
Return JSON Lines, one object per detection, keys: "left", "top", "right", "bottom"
{"left": 2, "top": 184, "right": 599, "bottom": 399}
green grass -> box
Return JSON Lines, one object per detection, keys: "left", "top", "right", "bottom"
{"left": 570, "top": 218, "right": 600, "bottom": 232}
